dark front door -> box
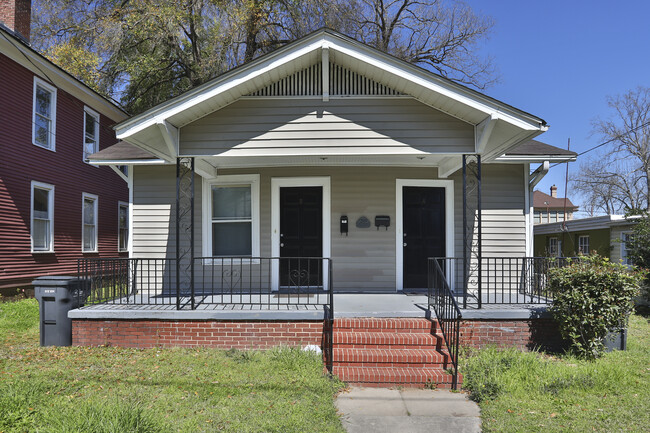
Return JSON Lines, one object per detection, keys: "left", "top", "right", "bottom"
{"left": 280, "top": 186, "right": 323, "bottom": 287}
{"left": 403, "top": 186, "right": 446, "bottom": 289}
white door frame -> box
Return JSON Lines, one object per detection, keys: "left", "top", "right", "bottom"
{"left": 271, "top": 177, "right": 331, "bottom": 291}
{"left": 395, "top": 179, "right": 455, "bottom": 291}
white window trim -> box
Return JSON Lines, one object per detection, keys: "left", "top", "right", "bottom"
{"left": 32, "top": 77, "right": 57, "bottom": 151}
{"left": 621, "top": 231, "right": 633, "bottom": 266}
{"left": 578, "top": 235, "right": 589, "bottom": 255}
{"left": 202, "top": 174, "right": 260, "bottom": 260}
{"left": 82, "top": 193, "right": 99, "bottom": 253}
{"left": 270, "top": 177, "right": 331, "bottom": 291}
{"left": 30, "top": 181, "right": 55, "bottom": 253}
{"left": 395, "top": 179, "right": 455, "bottom": 291}
{"left": 549, "top": 237, "right": 561, "bottom": 257}
{"left": 118, "top": 201, "right": 129, "bottom": 252}
{"left": 83, "top": 106, "right": 100, "bottom": 165}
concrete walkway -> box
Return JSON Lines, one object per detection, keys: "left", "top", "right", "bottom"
{"left": 335, "top": 387, "right": 481, "bottom": 433}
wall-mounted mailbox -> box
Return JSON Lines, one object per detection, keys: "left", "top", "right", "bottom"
{"left": 340, "top": 215, "right": 349, "bottom": 236}
{"left": 375, "top": 215, "right": 390, "bottom": 230}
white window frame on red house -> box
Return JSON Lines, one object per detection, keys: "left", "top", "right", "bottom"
{"left": 82, "top": 193, "right": 98, "bottom": 253}
{"left": 32, "top": 77, "right": 57, "bottom": 151}
{"left": 118, "top": 201, "right": 128, "bottom": 252}
{"left": 83, "top": 106, "right": 100, "bottom": 163}
{"left": 31, "top": 181, "right": 55, "bottom": 253}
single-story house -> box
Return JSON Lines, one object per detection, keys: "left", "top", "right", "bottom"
{"left": 71, "top": 29, "right": 577, "bottom": 388}
{"left": 534, "top": 214, "right": 642, "bottom": 263}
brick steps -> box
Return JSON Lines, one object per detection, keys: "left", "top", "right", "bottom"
{"left": 329, "top": 318, "right": 459, "bottom": 388}
{"left": 333, "top": 347, "right": 449, "bottom": 368}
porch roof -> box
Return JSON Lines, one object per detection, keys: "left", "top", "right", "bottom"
{"left": 108, "top": 28, "right": 549, "bottom": 171}
{"left": 88, "top": 138, "right": 573, "bottom": 168}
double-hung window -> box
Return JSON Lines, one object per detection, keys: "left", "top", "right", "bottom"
{"left": 33, "top": 78, "right": 57, "bottom": 150}
{"left": 82, "top": 194, "right": 98, "bottom": 252}
{"left": 203, "top": 175, "right": 259, "bottom": 258}
{"left": 548, "top": 237, "right": 561, "bottom": 257}
{"left": 31, "top": 181, "right": 54, "bottom": 252}
{"left": 578, "top": 235, "right": 589, "bottom": 255}
{"left": 83, "top": 107, "right": 99, "bottom": 162}
{"left": 118, "top": 202, "right": 128, "bottom": 252}
{"left": 621, "top": 232, "right": 634, "bottom": 266}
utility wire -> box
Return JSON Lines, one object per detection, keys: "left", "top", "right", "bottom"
{"left": 550, "top": 119, "right": 650, "bottom": 168}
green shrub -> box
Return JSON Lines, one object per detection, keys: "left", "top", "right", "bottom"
{"left": 548, "top": 255, "right": 644, "bottom": 359}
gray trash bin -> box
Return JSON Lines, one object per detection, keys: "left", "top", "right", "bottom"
{"left": 33, "top": 276, "right": 85, "bottom": 347}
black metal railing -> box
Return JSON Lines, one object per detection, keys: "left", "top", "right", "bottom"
{"left": 434, "top": 257, "right": 578, "bottom": 306}
{"left": 428, "top": 258, "right": 462, "bottom": 390}
{"left": 77, "top": 256, "right": 334, "bottom": 372}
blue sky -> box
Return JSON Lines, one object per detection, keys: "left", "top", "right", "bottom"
{"left": 464, "top": 0, "right": 650, "bottom": 215}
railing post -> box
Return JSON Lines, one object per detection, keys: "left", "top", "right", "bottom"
{"left": 462, "top": 154, "right": 481, "bottom": 308}
{"left": 176, "top": 157, "right": 195, "bottom": 310}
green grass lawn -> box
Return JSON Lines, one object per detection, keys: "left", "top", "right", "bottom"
{"left": 0, "top": 299, "right": 345, "bottom": 433}
{"left": 461, "top": 313, "right": 650, "bottom": 433}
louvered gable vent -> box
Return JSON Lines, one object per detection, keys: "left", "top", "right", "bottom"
{"left": 248, "top": 62, "right": 401, "bottom": 97}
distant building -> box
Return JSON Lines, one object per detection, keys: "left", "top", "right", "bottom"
{"left": 534, "top": 214, "right": 642, "bottom": 263}
{"left": 533, "top": 185, "right": 578, "bottom": 224}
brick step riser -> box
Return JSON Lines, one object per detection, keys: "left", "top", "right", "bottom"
{"left": 333, "top": 343, "right": 443, "bottom": 350}
{"left": 334, "top": 334, "right": 442, "bottom": 345}
{"left": 333, "top": 362, "right": 448, "bottom": 368}
{"left": 333, "top": 354, "right": 449, "bottom": 365}
{"left": 334, "top": 319, "right": 438, "bottom": 331}
{"left": 333, "top": 328, "right": 439, "bottom": 334}
{"left": 345, "top": 381, "right": 453, "bottom": 389}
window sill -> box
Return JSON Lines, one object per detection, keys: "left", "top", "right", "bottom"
{"left": 32, "top": 142, "right": 56, "bottom": 152}
{"left": 32, "top": 250, "right": 55, "bottom": 254}
{"left": 200, "top": 257, "right": 260, "bottom": 266}
{"left": 82, "top": 250, "right": 99, "bottom": 254}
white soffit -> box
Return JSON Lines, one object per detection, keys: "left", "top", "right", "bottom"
{"left": 115, "top": 29, "right": 546, "bottom": 145}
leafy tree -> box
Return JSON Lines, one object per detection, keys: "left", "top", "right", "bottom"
{"left": 33, "top": 0, "right": 496, "bottom": 113}
{"left": 572, "top": 86, "right": 650, "bottom": 215}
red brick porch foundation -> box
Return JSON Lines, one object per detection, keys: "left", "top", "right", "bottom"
{"left": 459, "top": 318, "right": 563, "bottom": 351}
{"left": 72, "top": 319, "right": 324, "bottom": 349}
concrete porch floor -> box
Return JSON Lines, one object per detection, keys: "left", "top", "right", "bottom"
{"left": 69, "top": 293, "right": 550, "bottom": 321}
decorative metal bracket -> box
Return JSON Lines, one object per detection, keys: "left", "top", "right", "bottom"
{"left": 462, "top": 154, "right": 482, "bottom": 308}
{"left": 176, "top": 157, "right": 195, "bottom": 309}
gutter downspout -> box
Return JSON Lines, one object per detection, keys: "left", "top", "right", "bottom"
{"left": 527, "top": 161, "right": 550, "bottom": 256}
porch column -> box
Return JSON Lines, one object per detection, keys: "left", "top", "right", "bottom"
{"left": 462, "top": 154, "right": 481, "bottom": 308}
{"left": 176, "top": 157, "right": 195, "bottom": 310}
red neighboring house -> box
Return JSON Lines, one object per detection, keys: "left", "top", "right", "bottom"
{"left": 0, "top": 1, "right": 129, "bottom": 291}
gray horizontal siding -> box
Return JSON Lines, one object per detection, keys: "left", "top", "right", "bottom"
{"left": 132, "top": 163, "right": 526, "bottom": 291}
{"left": 180, "top": 98, "right": 474, "bottom": 156}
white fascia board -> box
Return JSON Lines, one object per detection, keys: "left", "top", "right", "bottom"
{"left": 115, "top": 40, "right": 324, "bottom": 139}
{"left": 0, "top": 33, "right": 126, "bottom": 121}
{"left": 495, "top": 155, "right": 577, "bottom": 163}
{"left": 326, "top": 37, "right": 545, "bottom": 131}
{"left": 115, "top": 31, "right": 546, "bottom": 140}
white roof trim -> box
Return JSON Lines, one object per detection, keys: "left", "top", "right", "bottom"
{"left": 115, "top": 29, "right": 546, "bottom": 141}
